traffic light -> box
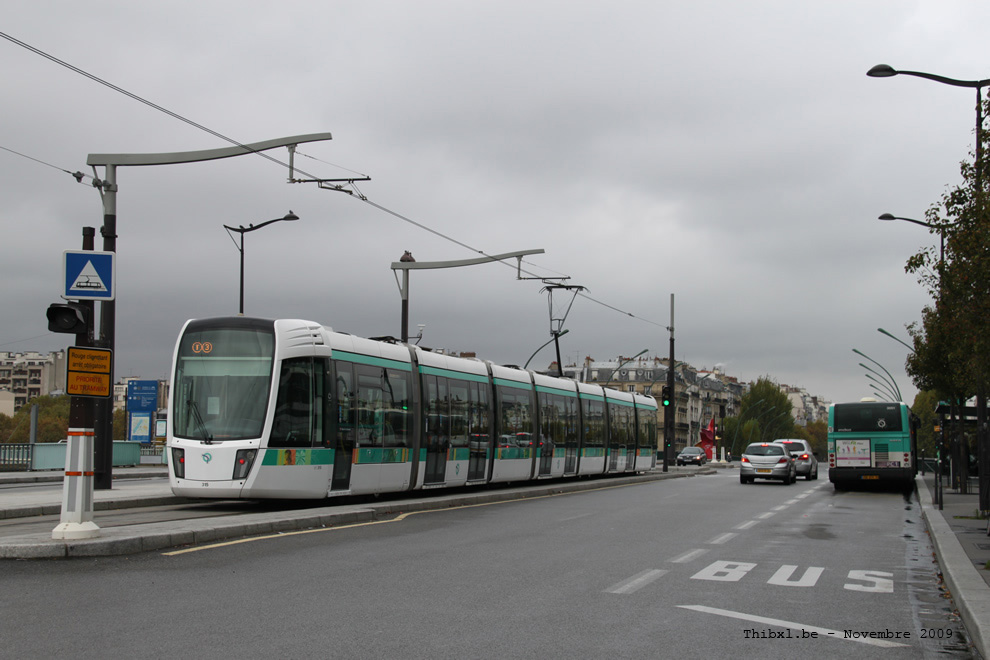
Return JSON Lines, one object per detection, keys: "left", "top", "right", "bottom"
{"left": 660, "top": 386, "right": 672, "bottom": 407}
{"left": 46, "top": 302, "right": 89, "bottom": 334}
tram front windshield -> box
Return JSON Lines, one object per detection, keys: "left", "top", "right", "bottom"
{"left": 172, "top": 321, "right": 275, "bottom": 442}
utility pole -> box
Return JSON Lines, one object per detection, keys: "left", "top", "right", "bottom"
{"left": 663, "top": 294, "right": 675, "bottom": 472}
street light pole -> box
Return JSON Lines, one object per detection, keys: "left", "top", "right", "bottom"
{"left": 602, "top": 349, "right": 649, "bottom": 389}
{"left": 224, "top": 211, "right": 299, "bottom": 315}
{"left": 852, "top": 348, "right": 903, "bottom": 401}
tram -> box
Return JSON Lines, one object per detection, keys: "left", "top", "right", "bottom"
{"left": 167, "top": 317, "right": 658, "bottom": 499}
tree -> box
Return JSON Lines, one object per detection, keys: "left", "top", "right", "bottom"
{"left": 1, "top": 395, "right": 71, "bottom": 443}
{"left": 727, "top": 377, "right": 794, "bottom": 455}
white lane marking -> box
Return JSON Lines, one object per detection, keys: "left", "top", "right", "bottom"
{"left": 771, "top": 505, "right": 787, "bottom": 511}
{"left": 605, "top": 569, "right": 668, "bottom": 594}
{"left": 734, "top": 520, "right": 759, "bottom": 530}
{"left": 756, "top": 512, "right": 775, "bottom": 519}
{"left": 669, "top": 548, "right": 709, "bottom": 563}
{"left": 767, "top": 564, "right": 825, "bottom": 587}
{"left": 677, "top": 605, "right": 909, "bottom": 648}
{"left": 706, "top": 532, "right": 737, "bottom": 545}
{"left": 691, "top": 561, "right": 756, "bottom": 581}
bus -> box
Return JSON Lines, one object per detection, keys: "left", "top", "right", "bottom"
{"left": 827, "top": 398, "right": 917, "bottom": 492}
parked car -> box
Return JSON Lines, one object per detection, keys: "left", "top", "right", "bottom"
{"left": 772, "top": 439, "right": 819, "bottom": 480}
{"left": 676, "top": 446, "right": 707, "bottom": 466}
{"left": 739, "top": 442, "right": 796, "bottom": 484}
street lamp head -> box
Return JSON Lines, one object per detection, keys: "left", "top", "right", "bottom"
{"left": 283, "top": 210, "right": 299, "bottom": 221}
{"left": 867, "top": 64, "right": 898, "bottom": 78}
{"left": 878, "top": 213, "right": 895, "bottom": 221}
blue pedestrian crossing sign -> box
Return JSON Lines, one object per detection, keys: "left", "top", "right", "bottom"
{"left": 62, "top": 251, "right": 115, "bottom": 301}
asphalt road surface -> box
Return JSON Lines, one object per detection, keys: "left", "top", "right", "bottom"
{"left": 0, "top": 470, "right": 976, "bottom": 659}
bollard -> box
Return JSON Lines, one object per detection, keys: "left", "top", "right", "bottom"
{"left": 52, "top": 428, "right": 101, "bottom": 540}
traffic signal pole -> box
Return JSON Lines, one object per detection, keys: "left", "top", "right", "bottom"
{"left": 663, "top": 294, "right": 675, "bottom": 472}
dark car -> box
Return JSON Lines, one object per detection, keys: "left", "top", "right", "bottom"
{"left": 676, "top": 446, "right": 707, "bottom": 466}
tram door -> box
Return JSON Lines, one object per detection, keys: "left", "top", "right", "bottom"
{"left": 538, "top": 392, "right": 555, "bottom": 477}
{"left": 466, "top": 382, "right": 490, "bottom": 482}
{"left": 331, "top": 362, "right": 355, "bottom": 491}
{"left": 424, "top": 375, "right": 448, "bottom": 485}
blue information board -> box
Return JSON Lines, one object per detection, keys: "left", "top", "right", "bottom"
{"left": 127, "top": 380, "right": 159, "bottom": 413}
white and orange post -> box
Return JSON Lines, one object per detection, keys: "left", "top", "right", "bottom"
{"left": 52, "top": 428, "right": 101, "bottom": 540}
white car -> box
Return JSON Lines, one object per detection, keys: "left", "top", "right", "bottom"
{"left": 772, "top": 439, "right": 819, "bottom": 480}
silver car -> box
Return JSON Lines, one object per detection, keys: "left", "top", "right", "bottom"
{"left": 772, "top": 439, "right": 819, "bottom": 480}
{"left": 739, "top": 442, "right": 796, "bottom": 485}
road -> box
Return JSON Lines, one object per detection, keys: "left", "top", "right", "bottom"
{"left": 0, "top": 470, "right": 975, "bottom": 659}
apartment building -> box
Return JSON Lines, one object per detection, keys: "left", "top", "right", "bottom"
{"left": 0, "top": 350, "right": 66, "bottom": 413}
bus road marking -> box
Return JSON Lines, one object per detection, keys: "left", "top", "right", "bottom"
{"left": 677, "top": 605, "right": 909, "bottom": 648}
{"left": 605, "top": 569, "right": 668, "bottom": 594}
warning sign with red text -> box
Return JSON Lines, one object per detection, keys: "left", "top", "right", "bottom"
{"left": 66, "top": 346, "right": 113, "bottom": 398}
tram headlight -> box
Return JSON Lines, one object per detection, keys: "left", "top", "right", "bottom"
{"left": 171, "top": 448, "right": 185, "bottom": 479}
{"left": 233, "top": 449, "right": 258, "bottom": 480}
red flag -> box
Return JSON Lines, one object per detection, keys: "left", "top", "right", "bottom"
{"left": 698, "top": 417, "right": 716, "bottom": 459}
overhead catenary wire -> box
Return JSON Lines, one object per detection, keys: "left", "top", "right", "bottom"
{"left": 0, "top": 29, "right": 665, "bottom": 331}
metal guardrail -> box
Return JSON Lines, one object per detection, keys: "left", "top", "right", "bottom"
{"left": 0, "top": 442, "right": 154, "bottom": 471}
{"left": 0, "top": 444, "right": 33, "bottom": 471}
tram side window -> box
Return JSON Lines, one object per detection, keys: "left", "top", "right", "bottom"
{"left": 353, "top": 365, "right": 412, "bottom": 449}
{"left": 638, "top": 410, "right": 656, "bottom": 449}
{"left": 426, "top": 375, "right": 450, "bottom": 445}
{"left": 335, "top": 362, "right": 355, "bottom": 450}
{"left": 384, "top": 368, "right": 411, "bottom": 448}
{"left": 583, "top": 399, "right": 605, "bottom": 448}
{"left": 540, "top": 393, "right": 567, "bottom": 449}
{"left": 270, "top": 358, "right": 320, "bottom": 448}
{"left": 449, "top": 379, "right": 470, "bottom": 450}
{"left": 562, "top": 396, "right": 577, "bottom": 445}
{"left": 499, "top": 386, "right": 534, "bottom": 446}
{"left": 469, "top": 382, "right": 490, "bottom": 445}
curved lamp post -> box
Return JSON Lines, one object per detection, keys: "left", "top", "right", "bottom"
{"left": 853, "top": 348, "right": 903, "bottom": 401}
{"left": 603, "top": 349, "right": 648, "bottom": 388}
{"left": 862, "top": 369, "right": 898, "bottom": 401}
{"left": 224, "top": 211, "right": 299, "bottom": 314}
{"left": 868, "top": 64, "right": 989, "bottom": 199}
{"left": 878, "top": 327, "right": 915, "bottom": 354}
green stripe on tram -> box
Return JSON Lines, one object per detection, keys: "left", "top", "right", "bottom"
{"left": 419, "top": 365, "right": 489, "bottom": 383}
{"left": 332, "top": 350, "right": 412, "bottom": 371}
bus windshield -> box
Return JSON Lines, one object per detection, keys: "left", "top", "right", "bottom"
{"left": 832, "top": 403, "right": 903, "bottom": 433}
{"left": 172, "top": 320, "right": 275, "bottom": 441}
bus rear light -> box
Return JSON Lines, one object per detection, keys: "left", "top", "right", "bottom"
{"left": 232, "top": 449, "right": 258, "bottom": 480}
{"left": 171, "top": 448, "right": 185, "bottom": 479}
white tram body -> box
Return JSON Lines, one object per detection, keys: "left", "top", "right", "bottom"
{"left": 167, "top": 317, "right": 658, "bottom": 499}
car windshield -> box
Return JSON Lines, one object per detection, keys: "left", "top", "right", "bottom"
{"left": 681, "top": 447, "right": 702, "bottom": 454}
{"left": 744, "top": 444, "right": 783, "bottom": 456}
{"left": 778, "top": 442, "right": 803, "bottom": 453}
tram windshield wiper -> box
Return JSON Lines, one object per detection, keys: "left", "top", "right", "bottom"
{"left": 186, "top": 399, "right": 214, "bottom": 444}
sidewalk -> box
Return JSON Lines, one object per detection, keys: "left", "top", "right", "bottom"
{"left": 916, "top": 471, "right": 990, "bottom": 658}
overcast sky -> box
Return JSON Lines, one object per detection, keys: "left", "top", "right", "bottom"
{"left": 3, "top": 1, "right": 985, "bottom": 405}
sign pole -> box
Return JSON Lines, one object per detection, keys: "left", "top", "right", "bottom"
{"left": 53, "top": 227, "right": 101, "bottom": 539}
